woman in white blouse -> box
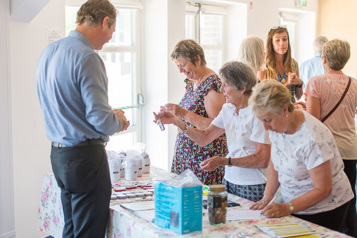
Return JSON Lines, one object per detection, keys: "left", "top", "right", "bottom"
{"left": 154, "top": 61, "right": 271, "bottom": 202}
{"left": 249, "top": 79, "right": 353, "bottom": 232}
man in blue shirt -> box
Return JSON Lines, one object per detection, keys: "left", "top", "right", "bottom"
{"left": 299, "top": 36, "right": 328, "bottom": 90}
{"left": 37, "top": 0, "right": 129, "bottom": 237}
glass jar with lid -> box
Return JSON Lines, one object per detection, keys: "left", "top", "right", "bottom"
{"left": 207, "top": 184, "right": 227, "bottom": 225}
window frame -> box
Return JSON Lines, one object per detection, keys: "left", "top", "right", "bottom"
{"left": 65, "top": 0, "right": 143, "bottom": 148}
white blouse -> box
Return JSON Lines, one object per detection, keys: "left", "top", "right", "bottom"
{"left": 212, "top": 103, "right": 270, "bottom": 185}
{"left": 270, "top": 110, "right": 353, "bottom": 215}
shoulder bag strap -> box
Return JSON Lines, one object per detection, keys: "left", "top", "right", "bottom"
{"left": 321, "top": 77, "right": 352, "bottom": 123}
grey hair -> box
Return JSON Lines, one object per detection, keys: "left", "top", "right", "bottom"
{"left": 219, "top": 61, "right": 258, "bottom": 96}
{"left": 238, "top": 36, "right": 265, "bottom": 72}
{"left": 322, "top": 39, "right": 350, "bottom": 71}
{"left": 313, "top": 36, "right": 328, "bottom": 55}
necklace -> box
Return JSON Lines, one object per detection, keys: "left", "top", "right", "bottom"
{"left": 278, "top": 72, "right": 287, "bottom": 84}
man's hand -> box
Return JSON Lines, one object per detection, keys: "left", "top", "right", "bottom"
{"left": 113, "top": 109, "right": 130, "bottom": 132}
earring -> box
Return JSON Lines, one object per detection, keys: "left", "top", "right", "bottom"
{"left": 286, "top": 114, "right": 288, "bottom": 118}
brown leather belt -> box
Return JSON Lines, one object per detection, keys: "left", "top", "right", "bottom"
{"left": 51, "top": 139, "right": 106, "bottom": 148}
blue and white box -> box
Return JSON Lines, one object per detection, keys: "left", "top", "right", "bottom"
{"left": 154, "top": 170, "right": 202, "bottom": 234}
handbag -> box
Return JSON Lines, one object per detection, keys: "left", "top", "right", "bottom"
{"left": 321, "top": 77, "right": 352, "bottom": 123}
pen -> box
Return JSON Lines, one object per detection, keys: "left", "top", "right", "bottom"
{"left": 267, "top": 196, "right": 277, "bottom": 207}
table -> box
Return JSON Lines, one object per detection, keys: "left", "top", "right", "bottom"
{"left": 38, "top": 168, "right": 352, "bottom": 238}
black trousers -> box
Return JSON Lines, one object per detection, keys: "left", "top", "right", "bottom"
{"left": 342, "top": 159, "right": 357, "bottom": 237}
{"left": 293, "top": 201, "right": 349, "bottom": 233}
{"left": 51, "top": 144, "right": 111, "bottom": 238}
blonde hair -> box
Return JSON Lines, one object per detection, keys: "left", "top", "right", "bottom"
{"left": 249, "top": 79, "right": 295, "bottom": 117}
{"left": 322, "top": 39, "right": 350, "bottom": 71}
{"left": 238, "top": 36, "right": 265, "bottom": 72}
{"left": 170, "top": 39, "right": 206, "bottom": 66}
{"left": 76, "top": 0, "right": 117, "bottom": 27}
{"left": 265, "top": 27, "right": 295, "bottom": 79}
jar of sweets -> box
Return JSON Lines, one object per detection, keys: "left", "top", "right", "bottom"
{"left": 207, "top": 185, "right": 227, "bottom": 225}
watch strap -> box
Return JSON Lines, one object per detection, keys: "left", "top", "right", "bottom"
{"left": 288, "top": 202, "right": 294, "bottom": 214}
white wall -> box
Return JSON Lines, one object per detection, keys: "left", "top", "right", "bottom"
{"left": 246, "top": 0, "right": 318, "bottom": 39}
{"left": 142, "top": 0, "right": 186, "bottom": 170}
{"left": 0, "top": 1, "right": 16, "bottom": 238}
{"left": 2, "top": 0, "right": 319, "bottom": 237}
{"left": 9, "top": 0, "right": 64, "bottom": 237}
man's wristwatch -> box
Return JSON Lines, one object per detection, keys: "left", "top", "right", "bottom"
{"left": 228, "top": 157, "right": 232, "bottom": 167}
{"left": 288, "top": 202, "right": 295, "bottom": 214}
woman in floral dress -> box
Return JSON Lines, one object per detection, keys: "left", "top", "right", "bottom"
{"left": 161, "top": 39, "right": 227, "bottom": 185}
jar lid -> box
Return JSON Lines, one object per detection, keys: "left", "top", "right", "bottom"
{"left": 209, "top": 185, "right": 225, "bottom": 192}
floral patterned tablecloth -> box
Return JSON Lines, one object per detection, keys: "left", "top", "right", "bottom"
{"left": 38, "top": 168, "right": 352, "bottom": 238}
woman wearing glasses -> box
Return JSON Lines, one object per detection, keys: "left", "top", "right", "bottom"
{"left": 158, "top": 40, "right": 228, "bottom": 185}
{"left": 305, "top": 39, "right": 357, "bottom": 237}
{"left": 258, "top": 26, "right": 303, "bottom": 103}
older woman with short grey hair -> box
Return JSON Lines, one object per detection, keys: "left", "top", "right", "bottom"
{"left": 155, "top": 61, "right": 271, "bottom": 202}
{"left": 305, "top": 39, "right": 357, "bottom": 236}
{"left": 249, "top": 79, "right": 353, "bottom": 233}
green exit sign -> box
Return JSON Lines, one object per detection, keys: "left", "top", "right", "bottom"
{"left": 299, "top": 0, "right": 307, "bottom": 7}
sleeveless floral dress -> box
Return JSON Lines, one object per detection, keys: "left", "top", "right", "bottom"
{"left": 171, "top": 74, "right": 228, "bottom": 185}
{"left": 276, "top": 59, "right": 298, "bottom": 103}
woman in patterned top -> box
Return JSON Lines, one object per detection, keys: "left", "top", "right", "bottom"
{"left": 258, "top": 26, "right": 303, "bottom": 103}
{"left": 155, "top": 62, "right": 271, "bottom": 202}
{"left": 249, "top": 79, "right": 353, "bottom": 232}
{"left": 305, "top": 39, "right": 357, "bottom": 237}
{"left": 156, "top": 39, "right": 227, "bottom": 185}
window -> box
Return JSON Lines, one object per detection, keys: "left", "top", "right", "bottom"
{"left": 65, "top": 1, "right": 142, "bottom": 151}
{"left": 186, "top": 3, "right": 226, "bottom": 73}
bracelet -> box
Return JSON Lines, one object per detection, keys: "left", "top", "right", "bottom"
{"left": 228, "top": 157, "right": 232, "bottom": 167}
{"left": 295, "top": 84, "right": 303, "bottom": 88}
{"left": 181, "top": 123, "right": 188, "bottom": 134}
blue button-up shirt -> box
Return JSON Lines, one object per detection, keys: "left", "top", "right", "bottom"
{"left": 37, "top": 31, "right": 121, "bottom": 146}
{"left": 299, "top": 54, "right": 325, "bottom": 89}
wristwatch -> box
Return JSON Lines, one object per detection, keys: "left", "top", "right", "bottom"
{"left": 228, "top": 157, "right": 232, "bottom": 167}
{"left": 288, "top": 202, "right": 295, "bottom": 214}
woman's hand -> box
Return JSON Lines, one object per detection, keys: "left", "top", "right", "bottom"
{"left": 250, "top": 196, "right": 291, "bottom": 218}
{"left": 250, "top": 196, "right": 273, "bottom": 210}
{"left": 153, "top": 110, "right": 176, "bottom": 125}
{"left": 287, "top": 72, "right": 303, "bottom": 87}
{"left": 294, "top": 101, "right": 306, "bottom": 110}
{"left": 163, "top": 103, "right": 188, "bottom": 119}
{"left": 200, "top": 156, "right": 225, "bottom": 171}
{"left": 260, "top": 203, "right": 291, "bottom": 218}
